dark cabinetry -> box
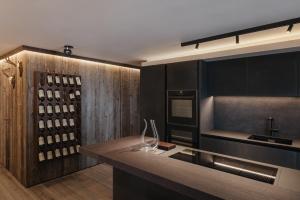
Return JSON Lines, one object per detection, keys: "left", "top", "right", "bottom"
{"left": 207, "top": 59, "right": 247, "bottom": 96}
{"left": 167, "top": 61, "right": 198, "bottom": 90}
{"left": 165, "top": 61, "right": 199, "bottom": 147}
{"left": 140, "top": 65, "right": 166, "bottom": 140}
{"left": 200, "top": 136, "right": 299, "bottom": 170}
{"left": 247, "top": 53, "right": 297, "bottom": 96}
{"left": 207, "top": 52, "right": 299, "bottom": 96}
{"left": 297, "top": 52, "right": 300, "bottom": 95}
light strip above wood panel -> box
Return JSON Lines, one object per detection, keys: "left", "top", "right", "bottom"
{"left": 142, "top": 24, "right": 300, "bottom": 66}
{"left": 0, "top": 45, "right": 141, "bottom": 70}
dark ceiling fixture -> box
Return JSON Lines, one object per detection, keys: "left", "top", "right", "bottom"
{"left": 235, "top": 35, "right": 240, "bottom": 44}
{"left": 287, "top": 24, "right": 294, "bottom": 33}
{"left": 182, "top": 17, "right": 300, "bottom": 48}
{"left": 195, "top": 43, "right": 199, "bottom": 49}
{"left": 64, "top": 45, "right": 74, "bottom": 56}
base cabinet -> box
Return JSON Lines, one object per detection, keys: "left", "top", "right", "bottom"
{"left": 200, "top": 136, "right": 299, "bottom": 170}
{"left": 113, "top": 168, "right": 217, "bottom": 200}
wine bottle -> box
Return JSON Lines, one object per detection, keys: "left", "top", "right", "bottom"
{"left": 38, "top": 89, "right": 45, "bottom": 101}
{"left": 62, "top": 104, "right": 68, "bottom": 113}
{"left": 55, "top": 76, "right": 61, "bottom": 86}
{"left": 38, "top": 136, "right": 45, "bottom": 146}
{"left": 69, "top": 118, "right": 75, "bottom": 127}
{"left": 47, "top": 90, "right": 53, "bottom": 101}
{"left": 55, "top": 105, "right": 61, "bottom": 114}
{"left": 54, "top": 90, "right": 61, "bottom": 100}
{"left": 69, "top": 104, "right": 75, "bottom": 113}
{"left": 47, "top": 75, "right": 53, "bottom": 86}
{"left": 55, "top": 119, "right": 61, "bottom": 129}
{"left": 75, "top": 76, "right": 81, "bottom": 86}
{"left": 62, "top": 76, "right": 68, "bottom": 86}
{"left": 69, "top": 146, "right": 75, "bottom": 154}
{"left": 38, "top": 104, "right": 45, "bottom": 115}
{"left": 47, "top": 105, "right": 53, "bottom": 115}
{"left": 62, "top": 119, "right": 68, "bottom": 128}
{"left": 76, "top": 145, "right": 81, "bottom": 153}
{"left": 39, "top": 120, "right": 45, "bottom": 131}
{"left": 55, "top": 149, "right": 61, "bottom": 158}
{"left": 47, "top": 120, "right": 53, "bottom": 129}
{"left": 62, "top": 147, "right": 68, "bottom": 156}
{"left": 62, "top": 133, "right": 68, "bottom": 142}
{"left": 47, "top": 135, "right": 53, "bottom": 145}
{"left": 47, "top": 151, "right": 53, "bottom": 160}
{"left": 69, "top": 132, "right": 75, "bottom": 141}
{"left": 55, "top": 134, "right": 60, "bottom": 143}
{"left": 69, "top": 92, "right": 75, "bottom": 100}
{"left": 38, "top": 152, "right": 45, "bottom": 162}
{"left": 75, "top": 90, "right": 81, "bottom": 99}
{"left": 69, "top": 77, "right": 75, "bottom": 86}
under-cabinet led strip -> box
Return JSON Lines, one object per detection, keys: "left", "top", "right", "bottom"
{"left": 214, "top": 162, "right": 276, "bottom": 179}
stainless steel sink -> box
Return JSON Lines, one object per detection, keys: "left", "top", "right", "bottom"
{"left": 248, "top": 135, "right": 293, "bottom": 145}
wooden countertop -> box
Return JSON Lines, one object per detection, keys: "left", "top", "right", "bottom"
{"left": 201, "top": 130, "right": 300, "bottom": 152}
{"left": 80, "top": 136, "right": 300, "bottom": 200}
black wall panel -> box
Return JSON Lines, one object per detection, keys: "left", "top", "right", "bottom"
{"left": 140, "top": 65, "right": 166, "bottom": 140}
{"left": 207, "top": 58, "right": 247, "bottom": 96}
{"left": 247, "top": 53, "right": 297, "bottom": 96}
{"left": 207, "top": 52, "right": 298, "bottom": 96}
{"left": 167, "top": 61, "right": 198, "bottom": 90}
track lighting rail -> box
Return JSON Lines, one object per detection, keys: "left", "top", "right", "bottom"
{"left": 181, "top": 17, "right": 300, "bottom": 48}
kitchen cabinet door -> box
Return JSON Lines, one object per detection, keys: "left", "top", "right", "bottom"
{"left": 297, "top": 52, "right": 300, "bottom": 96}
{"left": 200, "top": 136, "right": 299, "bottom": 170}
{"left": 207, "top": 58, "right": 247, "bottom": 96}
{"left": 167, "top": 61, "right": 198, "bottom": 90}
{"left": 140, "top": 65, "right": 166, "bottom": 140}
{"left": 247, "top": 53, "right": 297, "bottom": 96}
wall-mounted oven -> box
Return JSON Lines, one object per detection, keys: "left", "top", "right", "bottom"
{"left": 167, "top": 90, "right": 198, "bottom": 127}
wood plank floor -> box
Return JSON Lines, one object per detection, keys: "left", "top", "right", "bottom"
{"left": 0, "top": 164, "right": 113, "bottom": 200}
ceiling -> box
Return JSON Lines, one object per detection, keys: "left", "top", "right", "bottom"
{"left": 1, "top": 0, "right": 300, "bottom": 66}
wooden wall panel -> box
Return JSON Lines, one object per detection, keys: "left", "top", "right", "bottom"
{"left": 0, "top": 52, "right": 27, "bottom": 185}
{"left": 0, "top": 60, "right": 12, "bottom": 168}
{"left": 120, "top": 68, "right": 131, "bottom": 137}
{"left": 1, "top": 51, "right": 140, "bottom": 187}
{"left": 129, "top": 69, "right": 140, "bottom": 136}
{"left": 22, "top": 52, "right": 140, "bottom": 186}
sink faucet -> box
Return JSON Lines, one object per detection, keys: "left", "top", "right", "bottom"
{"left": 266, "top": 117, "right": 279, "bottom": 137}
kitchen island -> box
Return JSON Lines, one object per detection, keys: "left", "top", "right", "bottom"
{"left": 80, "top": 136, "right": 300, "bottom": 200}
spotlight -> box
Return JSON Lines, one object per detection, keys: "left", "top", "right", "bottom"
{"left": 235, "top": 35, "right": 240, "bottom": 44}
{"left": 195, "top": 43, "right": 199, "bottom": 49}
{"left": 287, "top": 24, "right": 294, "bottom": 33}
{"left": 64, "top": 45, "right": 74, "bottom": 56}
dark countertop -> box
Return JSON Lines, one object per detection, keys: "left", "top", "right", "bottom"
{"left": 80, "top": 136, "right": 300, "bottom": 200}
{"left": 201, "top": 130, "right": 300, "bottom": 152}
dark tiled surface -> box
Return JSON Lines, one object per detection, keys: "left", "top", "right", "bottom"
{"left": 214, "top": 97, "right": 300, "bottom": 139}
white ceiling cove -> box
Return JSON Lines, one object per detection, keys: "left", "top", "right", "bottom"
{"left": 1, "top": 0, "right": 300, "bottom": 65}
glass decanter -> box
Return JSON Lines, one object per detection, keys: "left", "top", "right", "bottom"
{"left": 140, "top": 119, "right": 159, "bottom": 152}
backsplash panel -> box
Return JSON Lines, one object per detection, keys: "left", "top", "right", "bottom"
{"left": 214, "top": 97, "right": 300, "bottom": 139}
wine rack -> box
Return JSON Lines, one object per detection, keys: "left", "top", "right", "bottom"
{"left": 34, "top": 72, "right": 81, "bottom": 163}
